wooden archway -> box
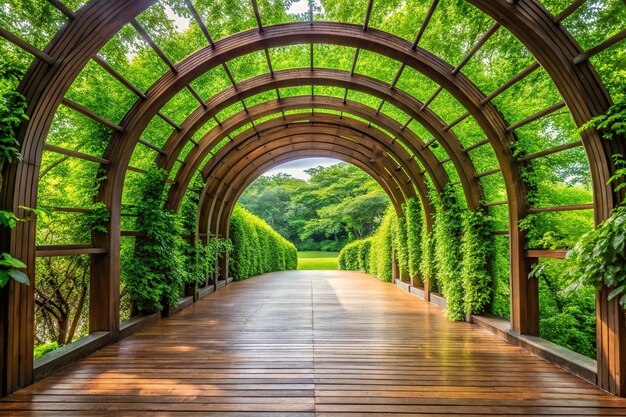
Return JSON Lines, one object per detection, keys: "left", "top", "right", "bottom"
{"left": 1, "top": 0, "right": 625, "bottom": 397}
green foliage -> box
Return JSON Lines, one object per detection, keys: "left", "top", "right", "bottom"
{"left": 239, "top": 164, "right": 389, "bottom": 250}
{"left": 86, "top": 202, "right": 110, "bottom": 234}
{"left": 0, "top": 252, "right": 29, "bottom": 288}
{"left": 433, "top": 187, "right": 465, "bottom": 320}
{"left": 229, "top": 205, "right": 297, "bottom": 280}
{"left": 368, "top": 206, "right": 395, "bottom": 282}
{"left": 420, "top": 229, "right": 436, "bottom": 287}
{"left": 126, "top": 166, "right": 185, "bottom": 314}
{"left": 394, "top": 215, "right": 410, "bottom": 277}
{"left": 568, "top": 205, "right": 626, "bottom": 306}
{"left": 462, "top": 207, "right": 494, "bottom": 315}
{"left": 404, "top": 197, "right": 423, "bottom": 279}
{"left": 580, "top": 97, "right": 626, "bottom": 141}
{"left": 34, "top": 342, "right": 60, "bottom": 359}
{"left": 0, "top": 64, "right": 28, "bottom": 169}
{"left": 0, "top": 210, "right": 20, "bottom": 229}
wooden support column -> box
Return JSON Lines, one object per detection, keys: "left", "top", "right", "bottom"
{"left": 391, "top": 251, "right": 399, "bottom": 282}
{"left": 90, "top": 213, "right": 119, "bottom": 342}
{"left": 597, "top": 287, "right": 626, "bottom": 395}
{"left": 511, "top": 247, "right": 539, "bottom": 336}
{"left": 218, "top": 253, "right": 229, "bottom": 284}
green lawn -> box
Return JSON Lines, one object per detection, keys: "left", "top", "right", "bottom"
{"left": 297, "top": 251, "right": 339, "bottom": 270}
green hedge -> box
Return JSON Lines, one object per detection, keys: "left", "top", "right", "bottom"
{"left": 125, "top": 167, "right": 232, "bottom": 315}
{"left": 229, "top": 205, "right": 297, "bottom": 280}
{"left": 338, "top": 194, "right": 494, "bottom": 321}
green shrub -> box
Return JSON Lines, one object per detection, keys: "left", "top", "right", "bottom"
{"left": 127, "top": 166, "right": 185, "bottom": 314}
{"left": 34, "top": 342, "right": 60, "bottom": 359}
{"left": 229, "top": 205, "right": 297, "bottom": 280}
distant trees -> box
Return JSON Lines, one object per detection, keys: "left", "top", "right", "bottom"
{"left": 238, "top": 163, "right": 390, "bottom": 251}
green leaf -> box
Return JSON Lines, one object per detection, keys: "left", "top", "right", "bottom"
{"left": 608, "top": 285, "right": 625, "bottom": 301}
{"left": 8, "top": 270, "right": 29, "bottom": 285}
{"left": 0, "top": 272, "right": 8, "bottom": 288}
{"left": 0, "top": 253, "right": 27, "bottom": 268}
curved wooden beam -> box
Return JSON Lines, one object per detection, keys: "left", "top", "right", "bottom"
{"left": 176, "top": 113, "right": 434, "bottom": 217}
{"left": 156, "top": 68, "right": 480, "bottom": 207}
{"left": 200, "top": 138, "right": 411, "bottom": 237}
{"left": 170, "top": 96, "right": 450, "bottom": 210}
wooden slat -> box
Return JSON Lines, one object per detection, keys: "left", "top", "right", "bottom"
{"left": 529, "top": 203, "right": 594, "bottom": 213}
{"left": 412, "top": 0, "right": 439, "bottom": 48}
{"left": 43, "top": 144, "right": 110, "bottom": 165}
{"left": 553, "top": 0, "right": 587, "bottom": 23}
{"left": 130, "top": 19, "right": 177, "bottom": 73}
{"left": 138, "top": 138, "right": 166, "bottom": 155}
{"left": 60, "top": 98, "right": 123, "bottom": 132}
{"left": 463, "top": 138, "right": 490, "bottom": 153}
{"left": 35, "top": 244, "right": 107, "bottom": 257}
{"left": 452, "top": 22, "right": 500, "bottom": 75}
{"left": 46, "top": 0, "right": 75, "bottom": 19}
{"left": 92, "top": 55, "right": 146, "bottom": 99}
{"left": 251, "top": 0, "right": 263, "bottom": 30}
{"left": 526, "top": 249, "right": 568, "bottom": 259}
{"left": 506, "top": 101, "right": 567, "bottom": 132}
{"left": 480, "top": 62, "right": 541, "bottom": 106}
{"left": 363, "top": 0, "right": 374, "bottom": 31}
{"left": 476, "top": 168, "right": 501, "bottom": 178}
{"left": 520, "top": 140, "right": 583, "bottom": 162}
{"left": 574, "top": 28, "right": 626, "bottom": 64}
{"left": 0, "top": 27, "right": 56, "bottom": 65}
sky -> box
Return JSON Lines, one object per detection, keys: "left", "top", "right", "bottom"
{"left": 262, "top": 158, "right": 342, "bottom": 180}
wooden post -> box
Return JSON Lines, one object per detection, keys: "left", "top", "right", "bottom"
{"left": 510, "top": 229, "right": 539, "bottom": 336}
{"left": 90, "top": 225, "right": 119, "bottom": 342}
{"left": 391, "top": 251, "right": 399, "bottom": 282}
{"left": 597, "top": 286, "right": 626, "bottom": 395}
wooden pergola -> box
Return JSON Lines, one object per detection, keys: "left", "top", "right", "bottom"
{"left": 1, "top": 0, "right": 625, "bottom": 398}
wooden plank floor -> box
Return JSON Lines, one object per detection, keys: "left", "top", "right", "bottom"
{"left": 3, "top": 270, "right": 626, "bottom": 416}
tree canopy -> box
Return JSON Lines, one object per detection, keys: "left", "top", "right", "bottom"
{"left": 238, "top": 162, "right": 390, "bottom": 251}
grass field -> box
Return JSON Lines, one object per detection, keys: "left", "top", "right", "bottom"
{"left": 297, "top": 251, "right": 339, "bottom": 270}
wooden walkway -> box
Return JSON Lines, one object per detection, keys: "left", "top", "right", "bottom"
{"left": 3, "top": 270, "right": 626, "bottom": 416}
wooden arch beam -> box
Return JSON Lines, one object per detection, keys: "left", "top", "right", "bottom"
{"left": 199, "top": 137, "right": 411, "bottom": 238}
{"left": 173, "top": 112, "right": 435, "bottom": 219}
{"left": 199, "top": 147, "right": 408, "bottom": 248}
{"left": 196, "top": 122, "right": 430, "bottom": 219}
{"left": 156, "top": 68, "right": 480, "bottom": 208}
{"left": 169, "top": 95, "right": 451, "bottom": 212}
{"left": 197, "top": 128, "right": 421, "bottom": 233}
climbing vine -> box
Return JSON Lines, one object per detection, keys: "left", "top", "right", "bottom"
{"left": 0, "top": 63, "right": 29, "bottom": 289}
{"left": 461, "top": 206, "right": 494, "bottom": 315}
{"left": 568, "top": 98, "right": 626, "bottom": 307}
{"left": 403, "top": 197, "right": 423, "bottom": 280}
{"left": 127, "top": 166, "right": 185, "bottom": 314}
{"left": 433, "top": 186, "right": 465, "bottom": 321}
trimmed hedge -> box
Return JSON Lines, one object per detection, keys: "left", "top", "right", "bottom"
{"left": 229, "top": 205, "right": 297, "bottom": 280}
{"left": 338, "top": 194, "right": 494, "bottom": 321}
